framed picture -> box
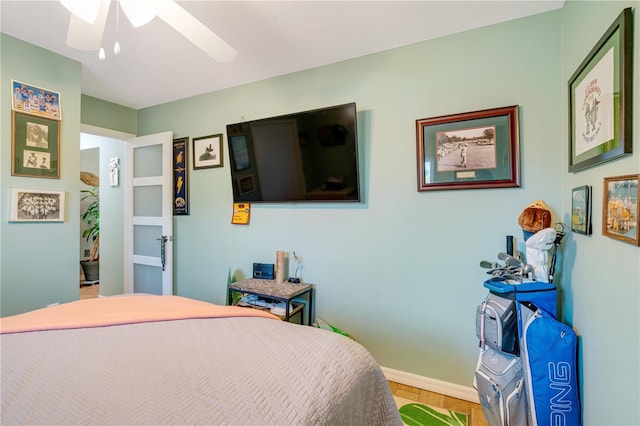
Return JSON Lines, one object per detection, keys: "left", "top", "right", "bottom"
{"left": 9, "top": 188, "right": 65, "bottom": 222}
{"left": 236, "top": 175, "right": 255, "bottom": 196}
{"left": 173, "top": 137, "right": 189, "bottom": 215}
{"left": 571, "top": 185, "right": 592, "bottom": 235}
{"left": 568, "top": 8, "right": 632, "bottom": 172}
{"left": 11, "top": 80, "right": 61, "bottom": 120}
{"left": 602, "top": 174, "right": 639, "bottom": 246}
{"left": 416, "top": 105, "right": 520, "bottom": 191}
{"left": 12, "top": 111, "right": 60, "bottom": 178}
{"left": 193, "top": 134, "right": 223, "bottom": 169}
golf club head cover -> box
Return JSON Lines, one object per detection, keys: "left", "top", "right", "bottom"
{"left": 525, "top": 227, "right": 557, "bottom": 282}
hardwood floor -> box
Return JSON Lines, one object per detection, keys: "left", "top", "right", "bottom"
{"left": 388, "top": 381, "right": 489, "bottom": 426}
{"left": 79, "top": 283, "right": 99, "bottom": 299}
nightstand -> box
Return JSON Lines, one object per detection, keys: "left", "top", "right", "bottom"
{"left": 228, "top": 279, "right": 314, "bottom": 325}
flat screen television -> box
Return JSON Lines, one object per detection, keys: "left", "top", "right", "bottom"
{"left": 226, "top": 102, "right": 360, "bottom": 203}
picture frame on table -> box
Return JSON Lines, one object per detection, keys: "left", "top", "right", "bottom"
{"left": 416, "top": 105, "right": 520, "bottom": 191}
{"left": 568, "top": 8, "right": 632, "bottom": 173}
{"left": 173, "top": 137, "right": 189, "bottom": 215}
{"left": 571, "top": 185, "right": 592, "bottom": 235}
{"left": 193, "top": 134, "right": 223, "bottom": 169}
{"left": 9, "top": 188, "right": 65, "bottom": 222}
{"left": 602, "top": 174, "right": 639, "bottom": 246}
{"left": 12, "top": 111, "right": 60, "bottom": 179}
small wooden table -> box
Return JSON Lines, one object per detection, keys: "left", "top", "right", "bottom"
{"left": 228, "top": 279, "right": 314, "bottom": 325}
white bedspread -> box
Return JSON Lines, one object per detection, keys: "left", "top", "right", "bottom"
{"left": 1, "top": 297, "right": 401, "bottom": 425}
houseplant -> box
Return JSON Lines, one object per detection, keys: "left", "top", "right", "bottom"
{"left": 80, "top": 184, "right": 99, "bottom": 281}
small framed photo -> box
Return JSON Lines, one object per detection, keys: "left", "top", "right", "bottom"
{"left": 173, "top": 137, "right": 189, "bottom": 215}
{"left": 10, "top": 188, "right": 65, "bottom": 222}
{"left": 568, "top": 8, "right": 632, "bottom": 172}
{"left": 416, "top": 105, "right": 520, "bottom": 191}
{"left": 602, "top": 174, "right": 639, "bottom": 246}
{"left": 12, "top": 111, "right": 60, "bottom": 178}
{"left": 571, "top": 185, "right": 592, "bottom": 235}
{"left": 193, "top": 134, "right": 223, "bottom": 169}
{"left": 11, "top": 80, "right": 61, "bottom": 120}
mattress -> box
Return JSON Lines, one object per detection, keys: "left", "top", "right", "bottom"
{"left": 0, "top": 295, "right": 402, "bottom": 425}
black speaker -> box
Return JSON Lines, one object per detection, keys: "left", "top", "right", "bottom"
{"left": 253, "top": 263, "right": 274, "bottom": 279}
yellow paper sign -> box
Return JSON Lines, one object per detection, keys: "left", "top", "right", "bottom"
{"left": 231, "top": 203, "right": 251, "bottom": 225}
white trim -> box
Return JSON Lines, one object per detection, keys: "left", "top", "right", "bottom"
{"left": 381, "top": 366, "right": 480, "bottom": 403}
{"left": 81, "top": 123, "right": 135, "bottom": 140}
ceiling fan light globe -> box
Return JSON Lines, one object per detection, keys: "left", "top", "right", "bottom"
{"left": 120, "top": 0, "right": 156, "bottom": 28}
{"left": 60, "top": 0, "right": 102, "bottom": 24}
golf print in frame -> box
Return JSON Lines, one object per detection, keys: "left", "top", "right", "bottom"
{"left": 571, "top": 185, "right": 592, "bottom": 235}
{"left": 416, "top": 105, "right": 520, "bottom": 191}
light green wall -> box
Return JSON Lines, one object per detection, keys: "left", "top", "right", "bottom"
{"left": 81, "top": 94, "right": 137, "bottom": 135}
{"left": 0, "top": 34, "right": 81, "bottom": 314}
{"left": 138, "top": 11, "right": 564, "bottom": 386}
{"left": 561, "top": 2, "right": 640, "bottom": 424}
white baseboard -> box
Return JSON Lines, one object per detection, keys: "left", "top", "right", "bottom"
{"left": 381, "top": 366, "right": 480, "bottom": 404}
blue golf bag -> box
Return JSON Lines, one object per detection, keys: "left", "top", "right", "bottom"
{"left": 475, "top": 278, "right": 581, "bottom": 425}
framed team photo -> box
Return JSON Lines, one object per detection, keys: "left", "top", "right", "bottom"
{"left": 9, "top": 188, "right": 65, "bottom": 222}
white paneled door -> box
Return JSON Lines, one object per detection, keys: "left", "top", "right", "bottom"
{"left": 124, "top": 131, "right": 173, "bottom": 295}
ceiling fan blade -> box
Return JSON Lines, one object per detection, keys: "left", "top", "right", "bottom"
{"left": 152, "top": 0, "right": 237, "bottom": 63}
{"left": 60, "top": 0, "right": 102, "bottom": 24}
{"left": 66, "top": 0, "right": 111, "bottom": 51}
{"left": 119, "top": 0, "right": 155, "bottom": 28}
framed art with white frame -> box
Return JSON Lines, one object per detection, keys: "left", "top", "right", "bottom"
{"left": 9, "top": 188, "right": 65, "bottom": 222}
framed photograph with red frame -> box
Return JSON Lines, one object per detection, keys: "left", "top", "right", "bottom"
{"left": 416, "top": 105, "right": 520, "bottom": 191}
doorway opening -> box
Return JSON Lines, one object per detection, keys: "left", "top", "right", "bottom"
{"left": 80, "top": 129, "right": 129, "bottom": 297}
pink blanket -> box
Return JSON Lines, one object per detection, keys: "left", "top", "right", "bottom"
{"left": 0, "top": 295, "right": 278, "bottom": 334}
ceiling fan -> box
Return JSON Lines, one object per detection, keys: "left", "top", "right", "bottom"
{"left": 61, "top": 0, "right": 237, "bottom": 62}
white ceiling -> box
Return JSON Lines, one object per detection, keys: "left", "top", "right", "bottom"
{"left": 1, "top": 1, "right": 564, "bottom": 110}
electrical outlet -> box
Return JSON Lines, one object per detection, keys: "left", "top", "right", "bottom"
{"left": 84, "top": 249, "right": 90, "bottom": 257}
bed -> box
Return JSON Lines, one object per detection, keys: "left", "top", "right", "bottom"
{"left": 0, "top": 294, "right": 402, "bottom": 425}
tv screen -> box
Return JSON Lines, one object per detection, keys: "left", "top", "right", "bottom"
{"left": 226, "top": 103, "right": 360, "bottom": 203}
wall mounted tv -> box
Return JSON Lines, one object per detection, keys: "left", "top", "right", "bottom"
{"left": 226, "top": 102, "right": 360, "bottom": 203}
